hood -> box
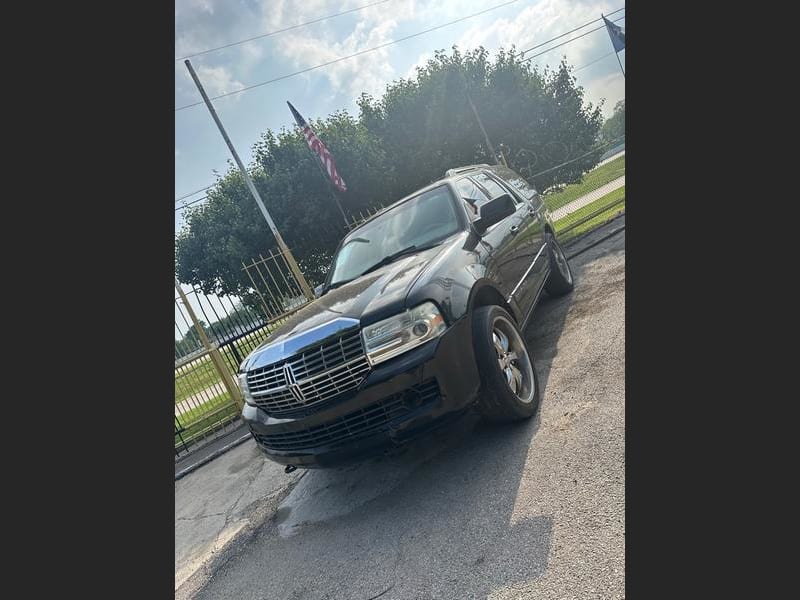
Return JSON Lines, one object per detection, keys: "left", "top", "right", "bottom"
{"left": 240, "top": 243, "right": 448, "bottom": 371}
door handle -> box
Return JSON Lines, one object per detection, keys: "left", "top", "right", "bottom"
{"left": 510, "top": 224, "right": 520, "bottom": 234}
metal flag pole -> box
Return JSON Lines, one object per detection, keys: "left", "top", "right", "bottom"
{"left": 602, "top": 13, "right": 625, "bottom": 79}
{"left": 615, "top": 51, "right": 626, "bottom": 78}
{"left": 308, "top": 149, "right": 350, "bottom": 227}
{"left": 184, "top": 60, "right": 314, "bottom": 301}
{"left": 286, "top": 101, "right": 349, "bottom": 227}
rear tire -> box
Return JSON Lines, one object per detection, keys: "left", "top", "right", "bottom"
{"left": 544, "top": 232, "right": 574, "bottom": 296}
{"left": 472, "top": 305, "right": 540, "bottom": 422}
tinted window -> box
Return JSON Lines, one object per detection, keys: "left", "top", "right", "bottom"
{"left": 455, "top": 177, "right": 490, "bottom": 212}
{"left": 472, "top": 172, "right": 515, "bottom": 202}
{"left": 491, "top": 167, "right": 538, "bottom": 202}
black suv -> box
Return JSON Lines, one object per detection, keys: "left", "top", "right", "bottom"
{"left": 238, "top": 164, "right": 574, "bottom": 469}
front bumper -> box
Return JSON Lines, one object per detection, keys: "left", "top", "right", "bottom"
{"left": 242, "top": 314, "right": 480, "bottom": 468}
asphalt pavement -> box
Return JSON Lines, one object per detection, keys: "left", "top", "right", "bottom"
{"left": 176, "top": 219, "right": 625, "bottom": 600}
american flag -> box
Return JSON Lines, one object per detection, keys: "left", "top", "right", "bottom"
{"left": 287, "top": 101, "right": 347, "bottom": 193}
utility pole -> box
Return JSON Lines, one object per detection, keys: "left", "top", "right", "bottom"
{"left": 184, "top": 59, "right": 314, "bottom": 301}
{"left": 466, "top": 93, "right": 504, "bottom": 166}
{"left": 459, "top": 66, "right": 506, "bottom": 167}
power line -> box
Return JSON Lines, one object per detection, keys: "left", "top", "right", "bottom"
{"left": 175, "top": 196, "right": 208, "bottom": 211}
{"left": 519, "top": 7, "right": 624, "bottom": 56}
{"left": 573, "top": 51, "right": 615, "bottom": 73}
{"left": 175, "top": 0, "right": 522, "bottom": 112}
{"left": 175, "top": 184, "right": 214, "bottom": 202}
{"left": 176, "top": 5, "right": 624, "bottom": 201}
{"left": 521, "top": 14, "right": 624, "bottom": 64}
{"left": 175, "top": 0, "right": 393, "bottom": 61}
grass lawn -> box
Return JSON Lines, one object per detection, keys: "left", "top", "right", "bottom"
{"left": 175, "top": 355, "right": 220, "bottom": 404}
{"left": 176, "top": 396, "right": 242, "bottom": 450}
{"left": 176, "top": 389, "right": 234, "bottom": 422}
{"left": 555, "top": 187, "right": 625, "bottom": 242}
{"left": 543, "top": 155, "right": 625, "bottom": 213}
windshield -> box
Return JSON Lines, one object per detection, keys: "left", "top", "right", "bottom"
{"left": 328, "top": 185, "right": 461, "bottom": 286}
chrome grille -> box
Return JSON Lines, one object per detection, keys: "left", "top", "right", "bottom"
{"left": 246, "top": 329, "right": 369, "bottom": 416}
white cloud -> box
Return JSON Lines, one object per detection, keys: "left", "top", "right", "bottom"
{"left": 581, "top": 70, "right": 624, "bottom": 118}
{"left": 454, "top": 0, "right": 621, "bottom": 68}
{"left": 273, "top": 10, "right": 404, "bottom": 98}
{"left": 195, "top": 65, "right": 245, "bottom": 98}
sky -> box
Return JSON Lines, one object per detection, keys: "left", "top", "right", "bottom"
{"left": 174, "top": 0, "right": 625, "bottom": 337}
{"left": 175, "top": 0, "right": 624, "bottom": 225}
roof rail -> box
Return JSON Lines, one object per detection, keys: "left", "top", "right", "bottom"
{"left": 444, "top": 164, "right": 490, "bottom": 178}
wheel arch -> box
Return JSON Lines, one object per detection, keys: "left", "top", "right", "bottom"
{"left": 468, "top": 280, "right": 521, "bottom": 323}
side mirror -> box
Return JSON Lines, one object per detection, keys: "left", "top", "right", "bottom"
{"left": 474, "top": 193, "right": 516, "bottom": 234}
{"left": 314, "top": 284, "right": 325, "bottom": 298}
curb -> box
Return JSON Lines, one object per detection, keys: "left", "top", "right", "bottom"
{"left": 175, "top": 432, "right": 253, "bottom": 481}
{"left": 564, "top": 214, "right": 626, "bottom": 260}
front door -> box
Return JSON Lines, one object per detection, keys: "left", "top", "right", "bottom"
{"left": 468, "top": 171, "right": 535, "bottom": 308}
{"left": 483, "top": 169, "right": 548, "bottom": 313}
{"left": 454, "top": 175, "right": 524, "bottom": 301}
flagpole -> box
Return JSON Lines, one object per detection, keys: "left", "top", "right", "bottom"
{"left": 309, "top": 152, "right": 349, "bottom": 227}
{"left": 287, "top": 101, "right": 349, "bottom": 227}
{"left": 184, "top": 60, "right": 314, "bottom": 302}
{"left": 602, "top": 13, "right": 625, "bottom": 79}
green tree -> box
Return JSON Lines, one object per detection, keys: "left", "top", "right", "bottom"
{"left": 359, "top": 47, "right": 603, "bottom": 194}
{"left": 176, "top": 112, "right": 393, "bottom": 298}
{"left": 176, "top": 320, "right": 210, "bottom": 359}
{"left": 600, "top": 99, "right": 625, "bottom": 145}
{"left": 176, "top": 46, "right": 603, "bottom": 300}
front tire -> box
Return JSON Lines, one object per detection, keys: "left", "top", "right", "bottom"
{"left": 544, "top": 232, "right": 574, "bottom": 296}
{"left": 472, "top": 305, "right": 540, "bottom": 422}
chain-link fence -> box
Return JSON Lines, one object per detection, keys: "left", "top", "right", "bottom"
{"left": 533, "top": 141, "right": 625, "bottom": 246}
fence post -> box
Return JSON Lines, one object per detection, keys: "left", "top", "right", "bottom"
{"left": 175, "top": 278, "right": 244, "bottom": 410}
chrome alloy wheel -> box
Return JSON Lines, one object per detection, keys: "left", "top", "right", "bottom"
{"left": 491, "top": 316, "right": 535, "bottom": 403}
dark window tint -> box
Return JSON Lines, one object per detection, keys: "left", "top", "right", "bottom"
{"left": 472, "top": 172, "right": 514, "bottom": 202}
{"left": 491, "top": 167, "right": 538, "bottom": 202}
{"left": 455, "top": 177, "right": 490, "bottom": 212}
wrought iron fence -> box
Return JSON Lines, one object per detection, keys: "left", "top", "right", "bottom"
{"left": 175, "top": 282, "right": 246, "bottom": 457}
{"left": 175, "top": 140, "right": 624, "bottom": 459}
{"left": 241, "top": 247, "right": 313, "bottom": 320}
{"left": 175, "top": 247, "right": 314, "bottom": 458}
{"left": 344, "top": 204, "right": 387, "bottom": 231}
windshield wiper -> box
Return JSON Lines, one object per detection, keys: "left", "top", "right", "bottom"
{"left": 325, "top": 279, "right": 353, "bottom": 291}
{"left": 359, "top": 242, "right": 441, "bottom": 278}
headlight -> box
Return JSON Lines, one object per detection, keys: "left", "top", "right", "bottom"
{"left": 361, "top": 301, "right": 447, "bottom": 365}
{"left": 237, "top": 372, "right": 255, "bottom": 404}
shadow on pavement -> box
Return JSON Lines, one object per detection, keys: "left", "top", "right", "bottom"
{"left": 192, "top": 272, "right": 579, "bottom": 600}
